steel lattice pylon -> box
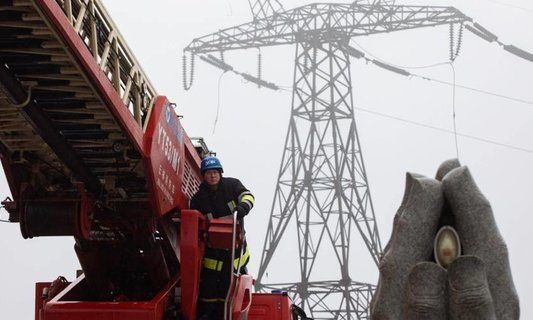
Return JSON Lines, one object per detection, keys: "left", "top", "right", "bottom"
{"left": 255, "top": 39, "right": 381, "bottom": 319}
{"left": 184, "top": 2, "right": 471, "bottom": 318}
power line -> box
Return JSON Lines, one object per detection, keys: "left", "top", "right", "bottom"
{"left": 344, "top": 41, "right": 533, "bottom": 155}
{"left": 225, "top": 0, "right": 233, "bottom": 16}
{"left": 449, "top": 62, "right": 460, "bottom": 159}
{"left": 212, "top": 71, "right": 227, "bottom": 135}
{"left": 349, "top": 40, "right": 533, "bottom": 106}
{"left": 412, "top": 74, "right": 533, "bottom": 106}
{"left": 355, "top": 105, "right": 533, "bottom": 155}
{"left": 350, "top": 40, "right": 451, "bottom": 70}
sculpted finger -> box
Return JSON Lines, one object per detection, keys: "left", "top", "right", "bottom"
{"left": 442, "top": 166, "right": 500, "bottom": 248}
{"left": 442, "top": 166, "right": 519, "bottom": 319}
{"left": 372, "top": 173, "right": 443, "bottom": 320}
{"left": 435, "top": 159, "right": 461, "bottom": 227}
{"left": 448, "top": 256, "right": 496, "bottom": 320}
{"left": 382, "top": 173, "right": 426, "bottom": 256}
{"left": 391, "top": 173, "right": 443, "bottom": 257}
{"left": 435, "top": 158, "right": 461, "bottom": 181}
{"left": 406, "top": 262, "right": 447, "bottom": 320}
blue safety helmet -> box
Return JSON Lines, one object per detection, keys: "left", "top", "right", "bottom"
{"left": 200, "top": 156, "right": 223, "bottom": 174}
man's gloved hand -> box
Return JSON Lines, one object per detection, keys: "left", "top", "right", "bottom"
{"left": 371, "top": 159, "right": 519, "bottom": 320}
{"left": 235, "top": 203, "right": 249, "bottom": 220}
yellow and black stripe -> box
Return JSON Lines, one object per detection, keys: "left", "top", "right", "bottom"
{"left": 238, "top": 191, "right": 255, "bottom": 210}
{"left": 202, "top": 246, "right": 250, "bottom": 272}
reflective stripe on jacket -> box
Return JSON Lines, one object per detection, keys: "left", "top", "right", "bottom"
{"left": 202, "top": 245, "right": 250, "bottom": 272}
{"left": 190, "top": 177, "right": 254, "bottom": 218}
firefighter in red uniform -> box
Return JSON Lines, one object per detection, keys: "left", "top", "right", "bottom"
{"left": 190, "top": 156, "right": 254, "bottom": 319}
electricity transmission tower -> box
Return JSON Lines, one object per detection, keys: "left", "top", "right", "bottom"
{"left": 185, "top": 1, "right": 472, "bottom": 318}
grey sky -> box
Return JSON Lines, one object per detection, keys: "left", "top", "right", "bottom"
{"left": 1, "top": 0, "right": 532, "bottom": 318}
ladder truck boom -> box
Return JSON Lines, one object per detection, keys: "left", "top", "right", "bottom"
{"left": 0, "top": 0, "right": 297, "bottom": 319}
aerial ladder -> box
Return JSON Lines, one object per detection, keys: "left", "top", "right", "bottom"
{"left": 0, "top": 0, "right": 299, "bottom": 319}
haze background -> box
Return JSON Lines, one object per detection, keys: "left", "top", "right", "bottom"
{"left": 1, "top": 0, "right": 532, "bottom": 318}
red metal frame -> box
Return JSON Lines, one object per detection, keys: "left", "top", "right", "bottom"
{"left": 248, "top": 293, "right": 293, "bottom": 320}
{"left": 231, "top": 275, "right": 254, "bottom": 319}
{"left": 143, "top": 97, "right": 190, "bottom": 217}
{"left": 6, "top": 2, "right": 298, "bottom": 319}
{"left": 33, "top": 0, "right": 145, "bottom": 155}
{"left": 34, "top": 211, "right": 286, "bottom": 320}
{"left": 39, "top": 274, "right": 179, "bottom": 320}
{"left": 35, "top": 282, "right": 51, "bottom": 320}
{"left": 179, "top": 210, "right": 206, "bottom": 320}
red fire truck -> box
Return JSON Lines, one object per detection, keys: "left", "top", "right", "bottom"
{"left": 0, "top": 0, "right": 303, "bottom": 319}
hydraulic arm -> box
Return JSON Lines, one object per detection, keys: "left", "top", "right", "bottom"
{"left": 0, "top": 0, "right": 297, "bottom": 319}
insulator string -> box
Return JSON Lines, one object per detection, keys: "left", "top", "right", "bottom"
{"left": 182, "top": 52, "right": 195, "bottom": 91}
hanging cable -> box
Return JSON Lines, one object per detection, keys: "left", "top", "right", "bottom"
{"left": 449, "top": 62, "right": 460, "bottom": 159}
{"left": 225, "top": 0, "right": 233, "bottom": 16}
{"left": 213, "top": 72, "right": 227, "bottom": 135}
{"left": 447, "top": 22, "right": 462, "bottom": 158}
{"left": 345, "top": 36, "right": 532, "bottom": 157}
{"left": 447, "top": 26, "right": 461, "bottom": 158}
{"left": 258, "top": 48, "right": 263, "bottom": 88}
{"left": 348, "top": 39, "right": 533, "bottom": 106}
{"left": 12, "top": 85, "right": 34, "bottom": 108}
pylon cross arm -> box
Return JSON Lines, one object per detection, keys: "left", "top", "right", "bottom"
{"left": 185, "top": 3, "right": 470, "bottom": 54}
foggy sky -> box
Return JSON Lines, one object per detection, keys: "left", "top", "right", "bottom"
{"left": 1, "top": 0, "right": 532, "bottom": 318}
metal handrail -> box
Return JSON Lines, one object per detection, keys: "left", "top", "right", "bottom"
{"left": 224, "top": 212, "right": 245, "bottom": 320}
{"left": 51, "top": 0, "right": 158, "bottom": 126}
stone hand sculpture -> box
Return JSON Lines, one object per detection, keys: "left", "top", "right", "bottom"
{"left": 371, "top": 159, "right": 519, "bottom": 320}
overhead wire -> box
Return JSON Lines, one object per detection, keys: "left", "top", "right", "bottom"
{"left": 346, "top": 38, "right": 533, "bottom": 155}
{"left": 412, "top": 74, "right": 533, "bottom": 106}
{"left": 277, "top": 86, "right": 533, "bottom": 155}
{"left": 448, "top": 22, "right": 463, "bottom": 159}
{"left": 354, "top": 105, "right": 533, "bottom": 155}
{"left": 449, "top": 62, "right": 460, "bottom": 159}
{"left": 200, "top": 30, "right": 533, "bottom": 155}
{"left": 213, "top": 71, "right": 228, "bottom": 135}
{"left": 350, "top": 35, "right": 533, "bottom": 157}
{"left": 225, "top": 0, "right": 234, "bottom": 16}
{"left": 350, "top": 40, "right": 451, "bottom": 70}
{"left": 349, "top": 40, "right": 533, "bottom": 106}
